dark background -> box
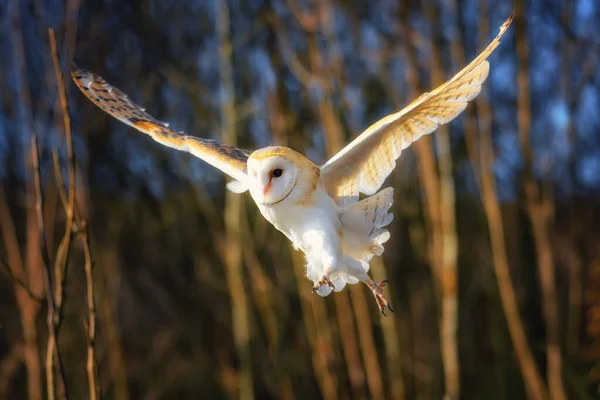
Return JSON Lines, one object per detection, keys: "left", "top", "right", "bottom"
{"left": 0, "top": 0, "right": 599, "bottom": 399}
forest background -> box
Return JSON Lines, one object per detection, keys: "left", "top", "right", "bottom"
{"left": 0, "top": 0, "right": 599, "bottom": 399}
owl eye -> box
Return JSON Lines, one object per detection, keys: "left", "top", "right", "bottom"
{"left": 272, "top": 169, "right": 283, "bottom": 178}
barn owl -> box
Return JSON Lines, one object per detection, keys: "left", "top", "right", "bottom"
{"left": 72, "top": 14, "right": 512, "bottom": 315}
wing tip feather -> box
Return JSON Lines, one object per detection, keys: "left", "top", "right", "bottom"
{"left": 503, "top": 10, "right": 515, "bottom": 32}
{"left": 71, "top": 67, "right": 94, "bottom": 88}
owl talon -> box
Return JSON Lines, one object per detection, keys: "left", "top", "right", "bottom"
{"left": 369, "top": 280, "right": 394, "bottom": 316}
{"left": 312, "top": 275, "right": 335, "bottom": 293}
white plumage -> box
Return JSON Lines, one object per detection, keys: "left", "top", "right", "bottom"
{"left": 71, "top": 14, "right": 513, "bottom": 314}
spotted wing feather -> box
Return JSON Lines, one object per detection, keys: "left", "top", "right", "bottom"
{"left": 71, "top": 68, "right": 250, "bottom": 183}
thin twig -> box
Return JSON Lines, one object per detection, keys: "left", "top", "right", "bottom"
{"left": 31, "top": 133, "right": 67, "bottom": 400}
{"left": 78, "top": 221, "right": 102, "bottom": 400}
{"left": 54, "top": 148, "right": 102, "bottom": 400}
{"left": 52, "top": 150, "right": 69, "bottom": 214}
{"left": 53, "top": 144, "right": 98, "bottom": 400}
{"left": 30, "top": 136, "right": 55, "bottom": 310}
{"left": 0, "top": 255, "right": 43, "bottom": 303}
{"left": 48, "top": 27, "right": 76, "bottom": 400}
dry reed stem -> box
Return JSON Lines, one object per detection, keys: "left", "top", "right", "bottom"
{"left": 370, "top": 257, "right": 405, "bottom": 400}
{"left": 514, "top": 3, "right": 566, "bottom": 398}
{"left": 290, "top": 251, "right": 338, "bottom": 400}
{"left": 241, "top": 210, "right": 296, "bottom": 399}
{"left": 241, "top": 217, "right": 296, "bottom": 399}
{"left": 560, "top": 15, "right": 597, "bottom": 362}
{"left": 0, "top": 188, "right": 43, "bottom": 400}
{"left": 399, "top": 3, "right": 449, "bottom": 395}
{"left": 311, "top": 1, "right": 345, "bottom": 155}
{"left": 474, "top": 82, "right": 547, "bottom": 400}
{"left": 52, "top": 144, "right": 102, "bottom": 399}
{"left": 372, "top": 45, "right": 409, "bottom": 400}
{"left": 48, "top": 27, "right": 79, "bottom": 400}
{"left": 445, "top": 2, "right": 511, "bottom": 393}
{"left": 422, "top": 2, "right": 460, "bottom": 397}
{"left": 349, "top": 286, "right": 385, "bottom": 399}
{"left": 96, "top": 242, "right": 129, "bottom": 400}
{"left": 8, "top": 3, "right": 45, "bottom": 398}
{"left": 52, "top": 151, "right": 70, "bottom": 214}
{"left": 31, "top": 132, "right": 68, "bottom": 400}
{"left": 50, "top": 117, "right": 102, "bottom": 400}
{"left": 217, "top": 1, "right": 254, "bottom": 398}
{"left": 49, "top": 26, "right": 76, "bottom": 313}
{"left": 471, "top": 6, "right": 547, "bottom": 399}
{"left": 310, "top": 298, "right": 339, "bottom": 399}
{"left": 333, "top": 292, "right": 366, "bottom": 394}
{"left": 444, "top": 0, "right": 481, "bottom": 191}
{"left": 559, "top": 10, "right": 592, "bottom": 359}
{"left": 80, "top": 222, "right": 101, "bottom": 400}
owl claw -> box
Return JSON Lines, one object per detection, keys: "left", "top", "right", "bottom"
{"left": 369, "top": 280, "right": 394, "bottom": 316}
{"left": 312, "top": 275, "right": 335, "bottom": 293}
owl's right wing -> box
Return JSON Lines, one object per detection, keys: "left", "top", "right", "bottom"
{"left": 72, "top": 68, "right": 251, "bottom": 188}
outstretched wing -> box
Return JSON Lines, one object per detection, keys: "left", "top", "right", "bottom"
{"left": 71, "top": 68, "right": 250, "bottom": 185}
{"left": 320, "top": 12, "right": 513, "bottom": 205}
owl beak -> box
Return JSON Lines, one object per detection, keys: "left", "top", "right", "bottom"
{"left": 263, "top": 178, "right": 273, "bottom": 197}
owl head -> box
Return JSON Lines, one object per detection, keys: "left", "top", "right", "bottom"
{"left": 247, "top": 146, "right": 319, "bottom": 206}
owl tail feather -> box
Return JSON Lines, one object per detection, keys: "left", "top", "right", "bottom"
{"left": 340, "top": 187, "right": 394, "bottom": 265}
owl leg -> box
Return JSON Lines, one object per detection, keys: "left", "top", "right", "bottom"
{"left": 365, "top": 279, "right": 395, "bottom": 316}
{"left": 303, "top": 229, "right": 339, "bottom": 295}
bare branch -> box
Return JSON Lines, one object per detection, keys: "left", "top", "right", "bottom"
{"left": 0, "top": 255, "right": 43, "bottom": 303}
{"left": 32, "top": 132, "right": 68, "bottom": 400}
{"left": 47, "top": 27, "right": 76, "bottom": 400}
{"left": 52, "top": 150, "right": 69, "bottom": 214}
{"left": 78, "top": 221, "right": 102, "bottom": 400}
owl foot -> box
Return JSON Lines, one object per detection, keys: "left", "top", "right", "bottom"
{"left": 312, "top": 275, "right": 335, "bottom": 293}
{"left": 368, "top": 280, "right": 395, "bottom": 316}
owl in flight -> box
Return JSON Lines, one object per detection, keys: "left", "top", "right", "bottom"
{"left": 72, "top": 14, "right": 512, "bottom": 315}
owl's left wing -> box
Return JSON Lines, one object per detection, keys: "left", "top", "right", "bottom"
{"left": 320, "top": 12, "right": 513, "bottom": 205}
{"left": 72, "top": 68, "right": 250, "bottom": 188}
